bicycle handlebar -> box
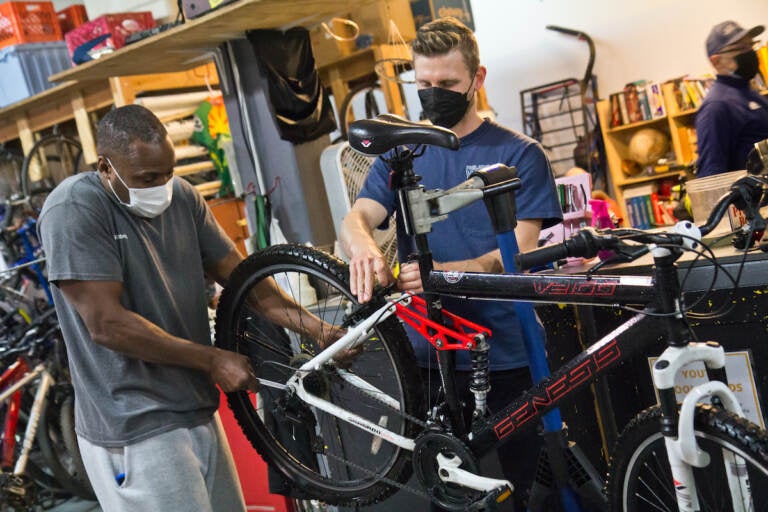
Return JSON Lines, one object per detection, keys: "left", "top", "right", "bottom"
{"left": 516, "top": 175, "right": 768, "bottom": 270}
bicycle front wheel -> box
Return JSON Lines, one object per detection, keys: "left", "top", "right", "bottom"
{"left": 607, "top": 404, "right": 768, "bottom": 511}
{"left": 215, "top": 244, "right": 423, "bottom": 506}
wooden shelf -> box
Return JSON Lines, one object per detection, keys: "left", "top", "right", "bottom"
{"left": 50, "top": 0, "right": 376, "bottom": 83}
{"left": 617, "top": 169, "right": 687, "bottom": 187}
{"left": 606, "top": 116, "right": 667, "bottom": 134}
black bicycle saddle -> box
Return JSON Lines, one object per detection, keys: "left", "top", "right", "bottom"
{"left": 348, "top": 115, "right": 460, "bottom": 155}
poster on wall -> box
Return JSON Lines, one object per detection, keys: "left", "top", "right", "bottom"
{"left": 410, "top": 0, "right": 475, "bottom": 31}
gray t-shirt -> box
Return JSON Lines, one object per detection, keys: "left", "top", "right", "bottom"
{"left": 38, "top": 172, "right": 236, "bottom": 447}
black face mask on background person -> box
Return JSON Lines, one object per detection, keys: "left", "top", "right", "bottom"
{"left": 734, "top": 50, "right": 759, "bottom": 80}
{"left": 418, "top": 80, "right": 474, "bottom": 128}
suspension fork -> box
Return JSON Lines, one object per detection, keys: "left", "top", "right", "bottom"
{"left": 651, "top": 254, "right": 751, "bottom": 511}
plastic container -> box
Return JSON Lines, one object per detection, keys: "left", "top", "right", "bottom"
{"left": 64, "top": 12, "right": 154, "bottom": 64}
{"left": 0, "top": 2, "right": 61, "bottom": 49}
{"left": 0, "top": 41, "right": 71, "bottom": 107}
{"left": 686, "top": 170, "right": 747, "bottom": 233}
{"left": 56, "top": 4, "right": 87, "bottom": 35}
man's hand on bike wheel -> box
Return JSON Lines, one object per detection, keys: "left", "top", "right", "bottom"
{"left": 348, "top": 243, "right": 394, "bottom": 303}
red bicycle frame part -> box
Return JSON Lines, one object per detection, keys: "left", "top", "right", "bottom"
{"left": 395, "top": 295, "right": 492, "bottom": 350}
{"left": 1, "top": 358, "right": 28, "bottom": 469}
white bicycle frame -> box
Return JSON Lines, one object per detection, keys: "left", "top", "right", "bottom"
{"left": 275, "top": 294, "right": 512, "bottom": 495}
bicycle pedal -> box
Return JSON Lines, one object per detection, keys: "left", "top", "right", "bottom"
{"left": 5, "top": 474, "right": 35, "bottom": 508}
{"left": 466, "top": 484, "right": 513, "bottom": 511}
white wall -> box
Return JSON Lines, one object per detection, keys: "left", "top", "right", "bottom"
{"left": 471, "top": 0, "right": 768, "bottom": 131}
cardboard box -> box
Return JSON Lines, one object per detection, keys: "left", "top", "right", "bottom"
{"left": 64, "top": 11, "right": 154, "bottom": 64}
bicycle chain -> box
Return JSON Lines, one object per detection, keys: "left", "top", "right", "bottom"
{"left": 333, "top": 368, "right": 428, "bottom": 429}
{"left": 319, "top": 443, "right": 433, "bottom": 502}
{"left": 305, "top": 368, "right": 433, "bottom": 502}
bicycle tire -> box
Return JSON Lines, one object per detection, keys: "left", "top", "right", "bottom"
{"left": 21, "top": 134, "right": 84, "bottom": 199}
{"left": 36, "top": 388, "right": 94, "bottom": 500}
{"left": 606, "top": 404, "right": 768, "bottom": 511}
{"left": 338, "top": 82, "right": 384, "bottom": 141}
{"left": 215, "top": 244, "right": 423, "bottom": 506}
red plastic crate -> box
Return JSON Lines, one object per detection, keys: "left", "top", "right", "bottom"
{"left": 56, "top": 4, "right": 87, "bottom": 35}
{"left": 64, "top": 12, "right": 154, "bottom": 64}
{"left": 0, "top": 1, "right": 62, "bottom": 49}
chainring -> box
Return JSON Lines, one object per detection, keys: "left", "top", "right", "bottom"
{"left": 413, "top": 430, "right": 483, "bottom": 510}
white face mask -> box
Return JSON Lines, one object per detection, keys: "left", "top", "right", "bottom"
{"left": 105, "top": 158, "right": 174, "bottom": 218}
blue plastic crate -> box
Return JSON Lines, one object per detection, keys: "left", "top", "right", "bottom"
{"left": 0, "top": 41, "right": 71, "bottom": 108}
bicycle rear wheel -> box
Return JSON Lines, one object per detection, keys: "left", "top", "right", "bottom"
{"left": 37, "top": 388, "right": 94, "bottom": 500}
{"left": 21, "top": 134, "right": 84, "bottom": 199}
{"left": 215, "top": 244, "right": 423, "bottom": 506}
{"left": 606, "top": 404, "right": 768, "bottom": 511}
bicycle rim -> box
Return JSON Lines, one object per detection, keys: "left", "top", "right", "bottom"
{"left": 608, "top": 404, "right": 768, "bottom": 511}
{"left": 215, "top": 244, "right": 422, "bottom": 506}
{"left": 21, "top": 135, "right": 84, "bottom": 199}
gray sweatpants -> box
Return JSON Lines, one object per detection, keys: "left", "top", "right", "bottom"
{"left": 78, "top": 413, "right": 246, "bottom": 512}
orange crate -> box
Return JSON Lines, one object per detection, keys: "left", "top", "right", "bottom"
{"left": 0, "top": 2, "right": 61, "bottom": 49}
{"left": 56, "top": 4, "right": 87, "bottom": 35}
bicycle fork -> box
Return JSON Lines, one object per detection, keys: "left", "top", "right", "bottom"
{"left": 653, "top": 342, "right": 751, "bottom": 512}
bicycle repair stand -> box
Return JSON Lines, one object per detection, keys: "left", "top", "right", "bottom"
{"left": 471, "top": 166, "right": 606, "bottom": 512}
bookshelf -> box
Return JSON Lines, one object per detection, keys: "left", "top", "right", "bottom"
{"left": 596, "top": 85, "right": 768, "bottom": 227}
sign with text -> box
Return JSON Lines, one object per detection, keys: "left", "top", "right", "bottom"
{"left": 410, "top": 0, "right": 475, "bottom": 31}
{"left": 647, "top": 351, "right": 764, "bottom": 428}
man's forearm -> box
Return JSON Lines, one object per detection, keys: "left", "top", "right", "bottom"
{"left": 91, "top": 310, "right": 220, "bottom": 373}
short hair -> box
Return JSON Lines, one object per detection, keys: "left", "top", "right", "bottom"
{"left": 411, "top": 17, "right": 480, "bottom": 75}
{"left": 97, "top": 105, "right": 168, "bottom": 156}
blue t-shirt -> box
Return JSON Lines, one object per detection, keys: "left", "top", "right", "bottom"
{"left": 695, "top": 75, "right": 768, "bottom": 177}
{"left": 358, "top": 119, "right": 562, "bottom": 370}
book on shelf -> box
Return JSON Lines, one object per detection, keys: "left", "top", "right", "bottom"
{"left": 646, "top": 82, "right": 666, "bottom": 118}
{"left": 623, "top": 183, "right": 677, "bottom": 228}
{"left": 668, "top": 76, "right": 714, "bottom": 111}
{"left": 758, "top": 44, "right": 768, "bottom": 88}
{"left": 637, "top": 87, "right": 652, "bottom": 120}
{"left": 618, "top": 91, "right": 629, "bottom": 126}
{"left": 623, "top": 82, "right": 645, "bottom": 123}
{"left": 609, "top": 93, "right": 623, "bottom": 127}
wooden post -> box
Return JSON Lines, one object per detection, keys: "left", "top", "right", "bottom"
{"left": 372, "top": 44, "right": 407, "bottom": 117}
{"left": 71, "top": 91, "right": 98, "bottom": 165}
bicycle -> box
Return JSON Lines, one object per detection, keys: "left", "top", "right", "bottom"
{"left": 0, "top": 309, "right": 94, "bottom": 510}
{"left": 214, "top": 118, "right": 768, "bottom": 511}
{"left": 20, "top": 127, "right": 85, "bottom": 207}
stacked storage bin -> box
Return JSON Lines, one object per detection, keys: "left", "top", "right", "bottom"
{"left": 0, "top": 2, "right": 75, "bottom": 107}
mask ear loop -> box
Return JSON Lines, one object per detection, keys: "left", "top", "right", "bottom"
{"left": 104, "top": 157, "right": 132, "bottom": 207}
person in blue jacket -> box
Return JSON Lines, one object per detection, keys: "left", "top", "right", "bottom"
{"left": 340, "top": 17, "right": 562, "bottom": 510}
{"left": 695, "top": 20, "right": 768, "bottom": 177}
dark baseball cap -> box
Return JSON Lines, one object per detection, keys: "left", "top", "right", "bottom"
{"left": 706, "top": 21, "right": 764, "bottom": 56}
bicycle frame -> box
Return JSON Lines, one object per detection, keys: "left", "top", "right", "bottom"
{"left": 0, "top": 358, "right": 53, "bottom": 476}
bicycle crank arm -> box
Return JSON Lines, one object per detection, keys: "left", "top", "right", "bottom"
{"left": 436, "top": 453, "right": 513, "bottom": 494}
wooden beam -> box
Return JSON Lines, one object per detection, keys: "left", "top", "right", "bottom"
{"left": 70, "top": 91, "right": 98, "bottom": 165}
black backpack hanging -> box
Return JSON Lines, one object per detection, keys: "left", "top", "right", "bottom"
{"left": 247, "top": 28, "right": 337, "bottom": 144}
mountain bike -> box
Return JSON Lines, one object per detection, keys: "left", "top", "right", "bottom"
{"left": 0, "top": 309, "right": 94, "bottom": 510}
{"left": 215, "top": 118, "right": 768, "bottom": 511}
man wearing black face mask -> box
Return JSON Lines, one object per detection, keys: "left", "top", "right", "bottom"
{"left": 695, "top": 20, "right": 768, "bottom": 177}
{"left": 341, "top": 17, "right": 562, "bottom": 510}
